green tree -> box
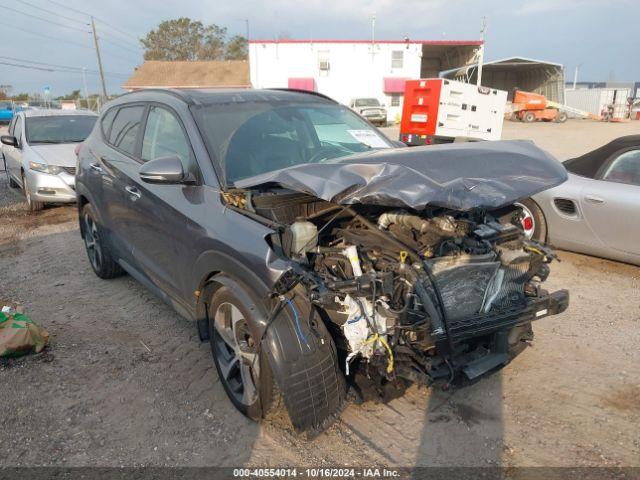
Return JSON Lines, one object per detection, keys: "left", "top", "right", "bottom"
{"left": 12, "top": 92, "right": 29, "bottom": 101}
{"left": 225, "top": 35, "right": 248, "bottom": 60}
{"left": 141, "top": 17, "right": 243, "bottom": 61}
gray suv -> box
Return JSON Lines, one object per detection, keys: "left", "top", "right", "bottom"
{"left": 77, "top": 88, "right": 568, "bottom": 434}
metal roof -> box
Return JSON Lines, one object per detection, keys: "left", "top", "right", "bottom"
{"left": 440, "top": 56, "right": 563, "bottom": 77}
{"left": 249, "top": 39, "right": 483, "bottom": 46}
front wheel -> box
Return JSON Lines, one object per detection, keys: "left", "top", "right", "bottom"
{"left": 515, "top": 198, "right": 547, "bottom": 242}
{"left": 209, "top": 282, "right": 284, "bottom": 422}
{"left": 523, "top": 111, "right": 536, "bottom": 123}
{"left": 22, "top": 173, "right": 44, "bottom": 212}
{"left": 555, "top": 111, "right": 568, "bottom": 123}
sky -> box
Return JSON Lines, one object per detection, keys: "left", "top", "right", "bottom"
{"left": 1, "top": 0, "right": 639, "bottom": 97}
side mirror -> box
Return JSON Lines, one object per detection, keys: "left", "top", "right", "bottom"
{"left": 139, "top": 155, "right": 186, "bottom": 184}
{"left": 1, "top": 135, "right": 18, "bottom": 147}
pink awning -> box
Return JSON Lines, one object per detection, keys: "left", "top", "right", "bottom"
{"left": 383, "top": 77, "right": 408, "bottom": 93}
{"left": 288, "top": 77, "right": 317, "bottom": 91}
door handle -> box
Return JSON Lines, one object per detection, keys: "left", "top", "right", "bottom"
{"left": 125, "top": 186, "right": 141, "bottom": 200}
{"left": 584, "top": 194, "right": 605, "bottom": 204}
{"left": 89, "top": 162, "right": 103, "bottom": 173}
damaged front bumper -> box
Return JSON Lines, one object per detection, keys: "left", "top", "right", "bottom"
{"left": 437, "top": 289, "right": 569, "bottom": 342}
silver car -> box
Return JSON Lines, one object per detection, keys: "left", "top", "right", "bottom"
{"left": 519, "top": 135, "right": 640, "bottom": 266}
{"left": 1, "top": 109, "right": 97, "bottom": 211}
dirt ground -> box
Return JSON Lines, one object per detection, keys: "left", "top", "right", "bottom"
{"left": 0, "top": 120, "right": 639, "bottom": 468}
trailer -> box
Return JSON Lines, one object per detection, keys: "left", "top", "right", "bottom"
{"left": 399, "top": 78, "right": 507, "bottom": 146}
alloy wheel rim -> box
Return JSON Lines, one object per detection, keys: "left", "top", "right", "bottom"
{"left": 515, "top": 202, "right": 535, "bottom": 239}
{"left": 83, "top": 213, "right": 103, "bottom": 271}
{"left": 213, "top": 302, "right": 259, "bottom": 407}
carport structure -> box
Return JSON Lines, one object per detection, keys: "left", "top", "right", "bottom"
{"left": 442, "top": 57, "right": 565, "bottom": 102}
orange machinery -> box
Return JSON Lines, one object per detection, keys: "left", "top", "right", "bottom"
{"left": 511, "top": 90, "right": 568, "bottom": 123}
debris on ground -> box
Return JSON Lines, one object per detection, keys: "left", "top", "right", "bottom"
{"left": 0, "top": 307, "right": 49, "bottom": 358}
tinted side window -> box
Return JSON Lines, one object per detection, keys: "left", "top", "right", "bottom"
{"left": 141, "top": 106, "right": 191, "bottom": 165}
{"left": 601, "top": 149, "right": 640, "bottom": 187}
{"left": 108, "top": 105, "right": 144, "bottom": 156}
{"left": 100, "top": 107, "right": 117, "bottom": 138}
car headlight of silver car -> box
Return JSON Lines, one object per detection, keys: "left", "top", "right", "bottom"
{"left": 29, "top": 161, "right": 63, "bottom": 175}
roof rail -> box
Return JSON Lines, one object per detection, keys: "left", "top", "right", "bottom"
{"left": 113, "top": 88, "right": 197, "bottom": 105}
{"left": 267, "top": 88, "right": 338, "bottom": 103}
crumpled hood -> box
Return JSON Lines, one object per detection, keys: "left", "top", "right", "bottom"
{"left": 30, "top": 143, "right": 77, "bottom": 168}
{"left": 235, "top": 140, "right": 568, "bottom": 211}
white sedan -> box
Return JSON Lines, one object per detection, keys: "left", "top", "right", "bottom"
{"left": 1, "top": 109, "right": 97, "bottom": 211}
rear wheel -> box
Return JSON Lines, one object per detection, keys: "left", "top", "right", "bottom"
{"left": 523, "top": 111, "right": 536, "bottom": 123}
{"left": 515, "top": 198, "right": 547, "bottom": 242}
{"left": 81, "top": 203, "right": 124, "bottom": 279}
{"left": 22, "top": 173, "right": 44, "bottom": 212}
{"left": 209, "top": 283, "right": 284, "bottom": 421}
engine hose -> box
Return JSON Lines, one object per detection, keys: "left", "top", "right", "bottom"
{"left": 345, "top": 207, "right": 452, "bottom": 348}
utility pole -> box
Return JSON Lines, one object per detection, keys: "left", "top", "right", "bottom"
{"left": 91, "top": 17, "right": 108, "bottom": 101}
{"left": 81, "top": 67, "right": 89, "bottom": 110}
{"left": 476, "top": 16, "right": 487, "bottom": 86}
{"left": 244, "top": 18, "right": 250, "bottom": 41}
{"left": 572, "top": 63, "right": 582, "bottom": 90}
{"left": 370, "top": 14, "right": 376, "bottom": 61}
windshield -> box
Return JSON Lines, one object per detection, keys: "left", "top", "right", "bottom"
{"left": 193, "top": 102, "right": 392, "bottom": 184}
{"left": 26, "top": 115, "right": 96, "bottom": 144}
{"left": 355, "top": 98, "right": 380, "bottom": 107}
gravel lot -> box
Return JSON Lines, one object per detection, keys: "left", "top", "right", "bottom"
{"left": 1, "top": 120, "right": 639, "bottom": 468}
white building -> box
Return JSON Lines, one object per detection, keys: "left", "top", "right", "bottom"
{"left": 249, "top": 39, "right": 481, "bottom": 123}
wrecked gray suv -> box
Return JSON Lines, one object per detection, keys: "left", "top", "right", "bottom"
{"left": 76, "top": 88, "right": 569, "bottom": 433}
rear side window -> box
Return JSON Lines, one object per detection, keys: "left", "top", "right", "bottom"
{"left": 601, "top": 149, "right": 640, "bottom": 187}
{"left": 100, "top": 108, "right": 117, "bottom": 138}
{"left": 108, "top": 105, "right": 144, "bottom": 156}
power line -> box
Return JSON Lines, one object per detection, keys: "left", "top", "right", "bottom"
{"left": 0, "top": 60, "right": 129, "bottom": 78}
{"left": 0, "top": 20, "right": 92, "bottom": 50}
{"left": 0, "top": 56, "right": 129, "bottom": 77}
{"left": 100, "top": 36, "right": 141, "bottom": 55}
{"left": 14, "top": 0, "right": 88, "bottom": 25}
{"left": 0, "top": 3, "right": 91, "bottom": 33}
{"left": 46, "top": 0, "right": 139, "bottom": 41}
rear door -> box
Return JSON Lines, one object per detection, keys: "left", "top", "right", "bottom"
{"left": 580, "top": 147, "right": 640, "bottom": 255}
{"left": 98, "top": 104, "right": 147, "bottom": 266}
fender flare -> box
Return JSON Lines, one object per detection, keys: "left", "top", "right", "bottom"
{"left": 199, "top": 267, "right": 346, "bottom": 432}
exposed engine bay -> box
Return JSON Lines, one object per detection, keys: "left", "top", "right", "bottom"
{"left": 223, "top": 188, "right": 569, "bottom": 394}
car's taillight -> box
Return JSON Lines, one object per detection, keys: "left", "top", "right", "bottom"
{"left": 401, "top": 134, "right": 410, "bottom": 143}
{"left": 74, "top": 143, "right": 83, "bottom": 156}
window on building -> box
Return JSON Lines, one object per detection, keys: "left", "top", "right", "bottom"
{"left": 391, "top": 50, "right": 403, "bottom": 69}
{"left": 318, "top": 51, "right": 330, "bottom": 75}
{"left": 390, "top": 94, "right": 402, "bottom": 107}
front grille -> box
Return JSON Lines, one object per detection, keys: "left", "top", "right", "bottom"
{"left": 61, "top": 166, "right": 76, "bottom": 175}
{"left": 554, "top": 198, "right": 577, "bottom": 215}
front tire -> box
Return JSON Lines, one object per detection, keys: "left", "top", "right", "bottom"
{"left": 555, "top": 111, "right": 568, "bottom": 123}
{"left": 22, "top": 173, "right": 44, "bottom": 212}
{"left": 81, "top": 203, "right": 124, "bottom": 279}
{"left": 208, "top": 282, "right": 284, "bottom": 422}
{"left": 516, "top": 198, "right": 547, "bottom": 242}
{"left": 523, "top": 111, "right": 536, "bottom": 123}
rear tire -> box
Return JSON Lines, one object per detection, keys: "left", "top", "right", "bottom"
{"left": 22, "top": 173, "right": 44, "bottom": 212}
{"left": 517, "top": 198, "right": 547, "bottom": 242}
{"left": 523, "top": 111, "right": 536, "bottom": 123}
{"left": 208, "top": 282, "right": 286, "bottom": 422}
{"left": 81, "top": 203, "right": 124, "bottom": 279}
